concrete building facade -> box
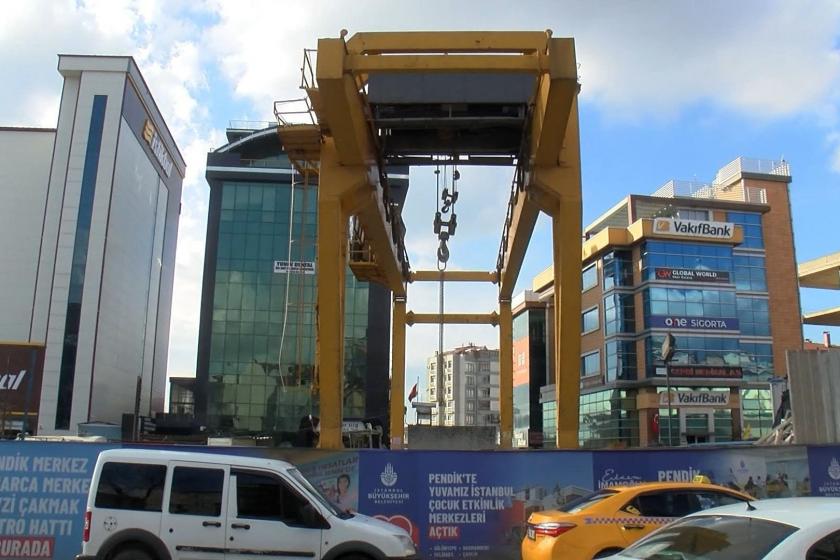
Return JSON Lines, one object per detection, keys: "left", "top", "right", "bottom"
{"left": 517, "top": 157, "right": 801, "bottom": 448}
{"left": 426, "top": 344, "right": 500, "bottom": 427}
{"left": 0, "top": 56, "right": 184, "bottom": 434}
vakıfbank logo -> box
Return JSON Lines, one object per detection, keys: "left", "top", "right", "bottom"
{"left": 653, "top": 218, "right": 734, "bottom": 240}
{"left": 381, "top": 463, "right": 398, "bottom": 487}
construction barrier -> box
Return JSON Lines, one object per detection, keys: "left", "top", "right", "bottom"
{"left": 1, "top": 441, "right": 840, "bottom": 560}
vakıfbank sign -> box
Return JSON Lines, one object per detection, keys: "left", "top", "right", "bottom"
{"left": 653, "top": 218, "right": 734, "bottom": 240}
{"left": 142, "top": 119, "right": 174, "bottom": 177}
{"left": 659, "top": 390, "right": 730, "bottom": 407}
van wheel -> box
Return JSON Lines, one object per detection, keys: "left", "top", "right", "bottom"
{"left": 337, "top": 555, "right": 373, "bottom": 560}
{"left": 111, "top": 547, "right": 155, "bottom": 560}
{"left": 593, "top": 549, "right": 623, "bottom": 559}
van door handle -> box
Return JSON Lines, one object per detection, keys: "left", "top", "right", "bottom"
{"left": 231, "top": 523, "right": 251, "bottom": 530}
{"left": 202, "top": 521, "right": 222, "bottom": 527}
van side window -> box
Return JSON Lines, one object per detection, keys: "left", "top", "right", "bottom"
{"left": 235, "top": 471, "right": 308, "bottom": 524}
{"left": 169, "top": 467, "right": 224, "bottom": 517}
{"left": 95, "top": 462, "right": 166, "bottom": 511}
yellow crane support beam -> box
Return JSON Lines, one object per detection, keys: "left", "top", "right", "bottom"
{"left": 346, "top": 54, "right": 547, "bottom": 74}
{"left": 406, "top": 312, "right": 500, "bottom": 326}
{"left": 498, "top": 300, "right": 513, "bottom": 448}
{"left": 389, "top": 297, "right": 407, "bottom": 448}
{"left": 410, "top": 270, "right": 498, "bottom": 283}
{"left": 346, "top": 31, "right": 552, "bottom": 54}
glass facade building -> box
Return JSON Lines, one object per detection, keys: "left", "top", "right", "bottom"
{"left": 526, "top": 157, "right": 801, "bottom": 448}
{"left": 197, "top": 126, "right": 397, "bottom": 443}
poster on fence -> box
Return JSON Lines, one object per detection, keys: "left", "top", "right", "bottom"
{"left": 358, "top": 450, "right": 594, "bottom": 560}
{"left": 0, "top": 442, "right": 107, "bottom": 560}
{"left": 592, "top": 446, "right": 811, "bottom": 498}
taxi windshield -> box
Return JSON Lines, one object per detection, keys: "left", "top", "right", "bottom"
{"left": 559, "top": 489, "right": 619, "bottom": 513}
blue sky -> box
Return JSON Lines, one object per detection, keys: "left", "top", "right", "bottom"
{"left": 2, "top": 0, "right": 839, "bottom": 406}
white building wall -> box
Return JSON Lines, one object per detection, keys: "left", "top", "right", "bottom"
{"left": 0, "top": 129, "right": 54, "bottom": 342}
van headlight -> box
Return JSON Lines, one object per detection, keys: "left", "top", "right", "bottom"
{"left": 396, "top": 534, "right": 416, "bottom": 555}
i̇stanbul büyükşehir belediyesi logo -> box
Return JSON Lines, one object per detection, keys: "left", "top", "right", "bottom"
{"left": 380, "top": 463, "right": 398, "bottom": 487}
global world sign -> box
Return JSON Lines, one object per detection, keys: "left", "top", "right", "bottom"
{"left": 649, "top": 315, "right": 739, "bottom": 331}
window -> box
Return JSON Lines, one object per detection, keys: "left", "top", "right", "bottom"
{"left": 644, "top": 287, "right": 736, "bottom": 320}
{"left": 465, "top": 414, "right": 475, "bottom": 425}
{"left": 478, "top": 401, "right": 491, "bottom": 411}
{"left": 480, "top": 362, "right": 491, "bottom": 372}
{"left": 604, "top": 293, "right": 635, "bottom": 335}
{"left": 605, "top": 340, "right": 637, "bottom": 381}
{"left": 169, "top": 467, "right": 225, "bottom": 516}
{"left": 602, "top": 250, "right": 633, "bottom": 290}
{"left": 479, "top": 387, "right": 491, "bottom": 398}
{"left": 95, "top": 462, "right": 166, "bottom": 511}
{"left": 467, "top": 401, "right": 475, "bottom": 411}
{"left": 446, "top": 374, "right": 452, "bottom": 382}
{"left": 734, "top": 255, "right": 767, "bottom": 292}
{"left": 581, "top": 351, "right": 600, "bottom": 377}
{"left": 446, "top": 386, "right": 452, "bottom": 396}
{"left": 466, "top": 388, "right": 475, "bottom": 398}
{"left": 631, "top": 491, "right": 696, "bottom": 517}
{"left": 466, "top": 375, "right": 475, "bottom": 386}
{"left": 582, "top": 264, "right": 598, "bottom": 291}
{"left": 430, "top": 375, "right": 436, "bottom": 385}
{"left": 807, "top": 529, "right": 840, "bottom": 559}
{"left": 641, "top": 241, "right": 733, "bottom": 282}
{"left": 737, "top": 297, "right": 771, "bottom": 336}
{"left": 579, "top": 389, "right": 638, "bottom": 448}
{"left": 621, "top": 515, "right": 797, "bottom": 560}
{"left": 466, "top": 362, "right": 475, "bottom": 373}
{"left": 582, "top": 307, "right": 600, "bottom": 333}
{"left": 480, "top": 375, "right": 491, "bottom": 385}
{"left": 694, "top": 491, "right": 745, "bottom": 510}
{"left": 728, "top": 211, "right": 764, "bottom": 249}
{"left": 676, "top": 208, "right": 709, "bottom": 221}
{"left": 235, "top": 471, "right": 309, "bottom": 524}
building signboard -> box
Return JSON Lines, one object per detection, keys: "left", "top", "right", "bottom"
{"left": 655, "top": 267, "right": 731, "bottom": 283}
{"left": 142, "top": 119, "right": 174, "bottom": 177}
{"left": 653, "top": 218, "right": 734, "bottom": 240}
{"left": 0, "top": 344, "right": 44, "bottom": 433}
{"left": 658, "top": 390, "right": 730, "bottom": 407}
{"left": 649, "top": 315, "right": 740, "bottom": 331}
{"left": 273, "top": 260, "right": 316, "bottom": 274}
{"left": 662, "top": 365, "right": 743, "bottom": 379}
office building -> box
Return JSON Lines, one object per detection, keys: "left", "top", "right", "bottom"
{"left": 517, "top": 157, "right": 801, "bottom": 448}
{"left": 196, "top": 123, "right": 402, "bottom": 443}
{"left": 426, "top": 344, "right": 500, "bottom": 427}
{"left": 0, "top": 56, "right": 184, "bottom": 434}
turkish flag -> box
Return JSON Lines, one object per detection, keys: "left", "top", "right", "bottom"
{"left": 408, "top": 383, "right": 418, "bottom": 402}
{"left": 651, "top": 412, "right": 660, "bottom": 437}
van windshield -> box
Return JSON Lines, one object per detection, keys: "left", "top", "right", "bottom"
{"left": 287, "top": 468, "right": 350, "bottom": 518}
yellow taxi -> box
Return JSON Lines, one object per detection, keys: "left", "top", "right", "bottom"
{"left": 521, "top": 481, "right": 753, "bottom": 560}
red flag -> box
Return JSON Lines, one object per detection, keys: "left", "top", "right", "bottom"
{"left": 408, "top": 383, "right": 418, "bottom": 402}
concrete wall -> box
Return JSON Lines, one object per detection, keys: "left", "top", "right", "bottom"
{"left": 0, "top": 129, "right": 54, "bottom": 342}
{"left": 788, "top": 349, "right": 840, "bottom": 444}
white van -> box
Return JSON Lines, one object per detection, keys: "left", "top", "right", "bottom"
{"left": 76, "top": 449, "right": 418, "bottom": 560}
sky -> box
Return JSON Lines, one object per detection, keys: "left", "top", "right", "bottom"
{"left": 2, "top": 0, "right": 840, "bottom": 408}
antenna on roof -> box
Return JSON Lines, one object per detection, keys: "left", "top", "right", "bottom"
{"left": 746, "top": 501, "right": 756, "bottom": 511}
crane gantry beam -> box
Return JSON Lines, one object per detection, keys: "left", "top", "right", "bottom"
{"left": 287, "top": 31, "right": 582, "bottom": 450}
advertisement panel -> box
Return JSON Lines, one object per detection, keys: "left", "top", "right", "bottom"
{"left": 658, "top": 390, "right": 730, "bottom": 407}
{"left": 654, "top": 267, "right": 730, "bottom": 283}
{"left": 592, "top": 447, "right": 810, "bottom": 498}
{"left": 359, "top": 451, "right": 594, "bottom": 560}
{"left": 0, "top": 344, "right": 45, "bottom": 433}
{"left": 807, "top": 446, "right": 840, "bottom": 497}
{"left": 649, "top": 315, "right": 740, "bottom": 331}
{"left": 0, "top": 442, "right": 110, "bottom": 560}
{"left": 664, "top": 365, "right": 743, "bottom": 379}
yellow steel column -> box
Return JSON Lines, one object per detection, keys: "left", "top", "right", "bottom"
{"left": 499, "top": 299, "right": 513, "bottom": 448}
{"left": 549, "top": 101, "right": 583, "bottom": 448}
{"left": 316, "top": 139, "right": 354, "bottom": 449}
{"left": 389, "top": 297, "right": 407, "bottom": 448}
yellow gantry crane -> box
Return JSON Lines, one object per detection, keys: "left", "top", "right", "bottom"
{"left": 276, "top": 30, "right": 583, "bottom": 449}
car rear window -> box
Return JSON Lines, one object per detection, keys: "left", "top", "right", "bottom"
{"left": 95, "top": 462, "right": 167, "bottom": 511}
{"left": 620, "top": 514, "right": 798, "bottom": 559}
{"left": 559, "top": 489, "right": 619, "bottom": 513}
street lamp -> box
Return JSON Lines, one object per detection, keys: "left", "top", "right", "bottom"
{"left": 660, "top": 333, "right": 677, "bottom": 446}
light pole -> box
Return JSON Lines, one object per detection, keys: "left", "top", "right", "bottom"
{"left": 660, "top": 333, "right": 676, "bottom": 446}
